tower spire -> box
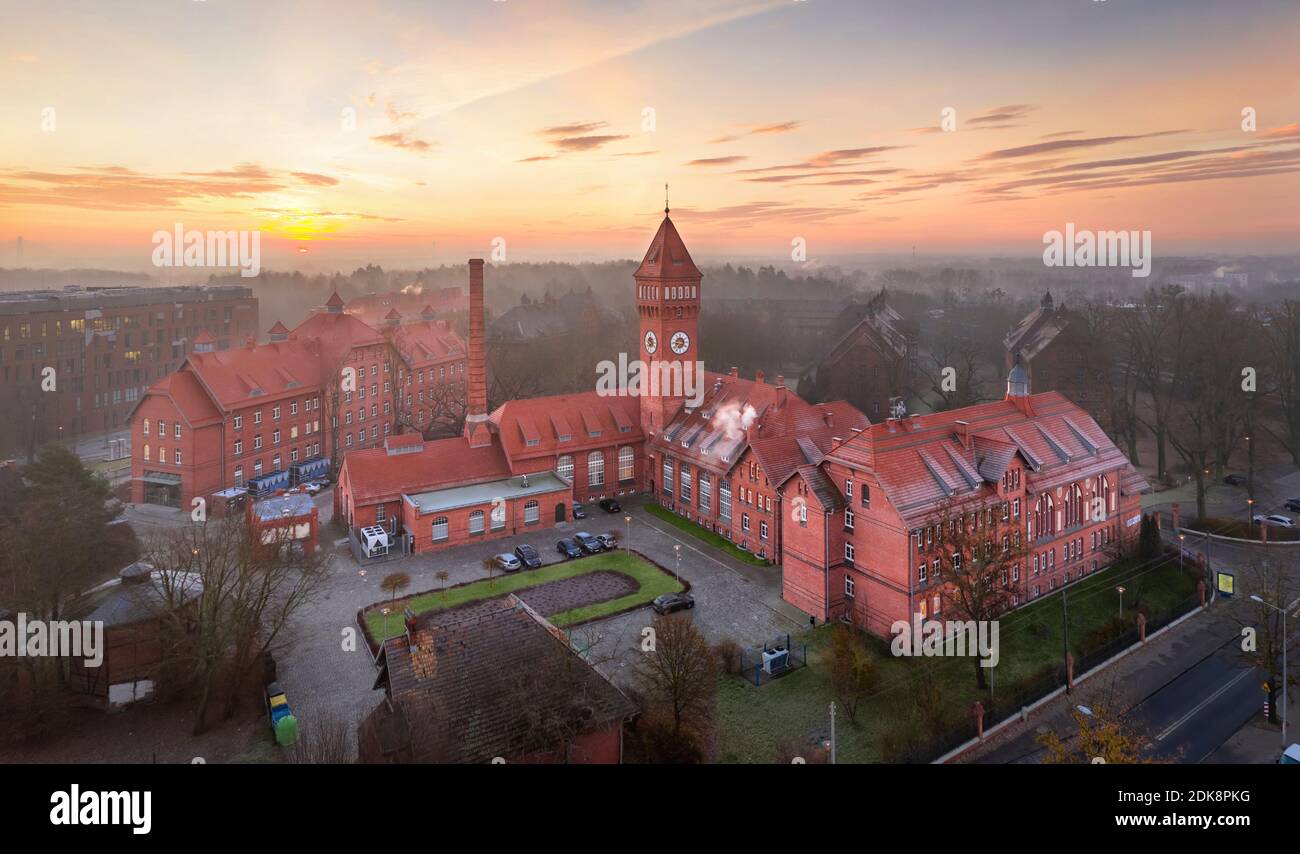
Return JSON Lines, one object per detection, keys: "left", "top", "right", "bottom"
{"left": 664, "top": 182, "right": 669, "bottom": 215}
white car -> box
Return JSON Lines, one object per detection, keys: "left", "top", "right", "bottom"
{"left": 1252, "top": 513, "right": 1294, "bottom": 528}
{"left": 301, "top": 480, "right": 326, "bottom": 496}
{"left": 493, "top": 553, "right": 522, "bottom": 572}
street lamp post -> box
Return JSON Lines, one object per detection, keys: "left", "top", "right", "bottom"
{"left": 1250, "top": 593, "right": 1300, "bottom": 750}
{"left": 1247, "top": 498, "right": 1254, "bottom": 526}
{"left": 673, "top": 543, "right": 681, "bottom": 583}
{"left": 1178, "top": 534, "right": 1185, "bottom": 571}
{"left": 624, "top": 514, "right": 632, "bottom": 550}
{"left": 1116, "top": 585, "right": 1126, "bottom": 620}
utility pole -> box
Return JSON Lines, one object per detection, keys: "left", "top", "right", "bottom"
{"left": 1062, "top": 587, "right": 1071, "bottom": 694}
{"left": 829, "top": 701, "right": 837, "bottom": 764}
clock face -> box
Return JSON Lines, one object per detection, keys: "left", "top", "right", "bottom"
{"left": 670, "top": 330, "right": 691, "bottom": 355}
{"left": 643, "top": 330, "right": 658, "bottom": 355}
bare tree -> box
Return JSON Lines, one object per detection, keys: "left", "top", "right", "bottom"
{"left": 826, "top": 623, "right": 879, "bottom": 723}
{"left": 1235, "top": 554, "right": 1299, "bottom": 726}
{"left": 635, "top": 614, "right": 717, "bottom": 737}
{"left": 928, "top": 496, "right": 1025, "bottom": 690}
{"left": 146, "top": 514, "right": 330, "bottom": 734}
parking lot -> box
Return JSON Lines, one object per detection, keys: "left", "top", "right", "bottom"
{"left": 273, "top": 493, "right": 810, "bottom": 736}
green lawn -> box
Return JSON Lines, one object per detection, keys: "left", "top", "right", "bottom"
{"left": 364, "top": 551, "right": 683, "bottom": 640}
{"left": 643, "top": 502, "right": 770, "bottom": 566}
{"left": 716, "top": 553, "right": 1201, "bottom": 763}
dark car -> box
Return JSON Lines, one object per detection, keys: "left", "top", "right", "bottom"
{"left": 572, "top": 503, "right": 588, "bottom": 520}
{"left": 513, "top": 544, "right": 542, "bottom": 569}
{"left": 556, "top": 538, "right": 583, "bottom": 559}
{"left": 1285, "top": 498, "right": 1300, "bottom": 513}
{"left": 1224, "top": 474, "right": 1247, "bottom": 486}
{"left": 599, "top": 498, "right": 622, "bottom": 514}
{"left": 573, "top": 531, "right": 604, "bottom": 554}
{"left": 652, "top": 592, "right": 695, "bottom": 614}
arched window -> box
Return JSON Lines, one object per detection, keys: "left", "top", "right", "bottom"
{"left": 524, "top": 500, "right": 539, "bottom": 524}
{"left": 557, "top": 454, "right": 574, "bottom": 481}
{"left": 143, "top": 444, "right": 151, "bottom": 461}
{"left": 468, "top": 510, "right": 484, "bottom": 534}
{"left": 431, "top": 516, "right": 449, "bottom": 541}
{"left": 698, "top": 472, "right": 711, "bottom": 512}
{"left": 587, "top": 451, "right": 605, "bottom": 487}
{"left": 679, "top": 463, "right": 692, "bottom": 501}
{"left": 662, "top": 458, "right": 674, "bottom": 494}
{"left": 618, "top": 446, "right": 634, "bottom": 482}
{"left": 719, "top": 479, "right": 732, "bottom": 521}
{"left": 143, "top": 418, "right": 150, "bottom": 436}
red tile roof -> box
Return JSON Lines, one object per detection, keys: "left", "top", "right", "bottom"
{"left": 184, "top": 338, "right": 323, "bottom": 410}
{"left": 385, "top": 318, "right": 466, "bottom": 367}
{"left": 140, "top": 369, "right": 224, "bottom": 427}
{"left": 652, "top": 371, "right": 868, "bottom": 481}
{"left": 372, "top": 596, "right": 635, "bottom": 764}
{"left": 290, "top": 307, "right": 385, "bottom": 367}
{"left": 490, "top": 391, "right": 644, "bottom": 472}
{"left": 634, "top": 215, "right": 701, "bottom": 280}
{"left": 826, "top": 391, "right": 1148, "bottom": 526}
{"left": 340, "top": 434, "right": 512, "bottom": 505}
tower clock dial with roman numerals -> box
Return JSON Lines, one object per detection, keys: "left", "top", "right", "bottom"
{"left": 670, "top": 330, "right": 690, "bottom": 355}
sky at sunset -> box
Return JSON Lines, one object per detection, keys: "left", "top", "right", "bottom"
{"left": 2, "top": 0, "right": 1298, "bottom": 273}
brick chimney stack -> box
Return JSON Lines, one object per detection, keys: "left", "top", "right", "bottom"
{"left": 775, "top": 374, "right": 787, "bottom": 409}
{"left": 464, "top": 259, "right": 492, "bottom": 448}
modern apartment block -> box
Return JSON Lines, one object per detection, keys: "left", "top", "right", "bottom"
{"left": 0, "top": 284, "right": 258, "bottom": 455}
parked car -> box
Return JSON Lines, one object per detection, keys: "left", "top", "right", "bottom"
{"left": 652, "top": 592, "right": 695, "bottom": 614}
{"left": 556, "top": 538, "right": 583, "bottom": 559}
{"left": 596, "top": 533, "right": 619, "bottom": 550}
{"left": 1280, "top": 743, "right": 1300, "bottom": 764}
{"left": 572, "top": 503, "right": 588, "bottom": 520}
{"left": 1253, "top": 513, "right": 1294, "bottom": 528}
{"left": 493, "top": 553, "right": 522, "bottom": 572}
{"left": 1284, "top": 498, "right": 1300, "bottom": 513}
{"left": 301, "top": 480, "right": 327, "bottom": 496}
{"left": 573, "top": 531, "right": 604, "bottom": 554}
{"left": 513, "top": 543, "right": 542, "bottom": 569}
{"left": 599, "top": 498, "right": 622, "bottom": 513}
{"left": 1223, "top": 474, "right": 1247, "bottom": 486}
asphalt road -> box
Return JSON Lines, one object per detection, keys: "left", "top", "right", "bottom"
{"left": 1128, "top": 634, "right": 1263, "bottom": 763}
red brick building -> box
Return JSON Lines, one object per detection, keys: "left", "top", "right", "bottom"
{"left": 0, "top": 284, "right": 257, "bottom": 456}
{"left": 1004, "top": 291, "right": 1112, "bottom": 428}
{"left": 334, "top": 210, "right": 1148, "bottom": 638}
{"left": 345, "top": 286, "right": 467, "bottom": 329}
{"left": 799, "top": 290, "right": 916, "bottom": 421}
{"left": 361, "top": 595, "right": 636, "bottom": 764}
{"left": 336, "top": 258, "right": 645, "bottom": 554}
{"left": 248, "top": 492, "right": 320, "bottom": 557}
{"left": 778, "top": 366, "right": 1149, "bottom": 638}
{"left": 127, "top": 294, "right": 465, "bottom": 510}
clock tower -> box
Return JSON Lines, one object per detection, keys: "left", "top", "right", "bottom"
{"left": 634, "top": 203, "right": 702, "bottom": 437}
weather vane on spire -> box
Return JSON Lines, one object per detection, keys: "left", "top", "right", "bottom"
{"left": 665, "top": 182, "right": 669, "bottom": 215}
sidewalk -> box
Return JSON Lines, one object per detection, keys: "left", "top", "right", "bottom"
{"left": 958, "top": 593, "right": 1244, "bottom": 763}
{"left": 1205, "top": 691, "right": 1298, "bottom": 764}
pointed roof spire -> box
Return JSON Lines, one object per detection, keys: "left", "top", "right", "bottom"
{"left": 325, "top": 291, "right": 345, "bottom": 313}
{"left": 268, "top": 320, "right": 290, "bottom": 342}
{"left": 665, "top": 182, "right": 670, "bottom": 215}
{"left": 384, "top": 307, "right": 402, "bottom": 327}
{"left": 634, "top": 210, "right": 701, "bottom": 280}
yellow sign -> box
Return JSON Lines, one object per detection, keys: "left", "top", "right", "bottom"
{"left": 1217, "top": 572, "right": 1235, "bottom": 597}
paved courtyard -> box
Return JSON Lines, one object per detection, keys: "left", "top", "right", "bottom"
{"left": 274, "top": 493, "right": 810, "bottom": 745}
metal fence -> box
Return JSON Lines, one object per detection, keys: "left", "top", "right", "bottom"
{"left": 739, "top": 634, "right": 808, "bottom": 686}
